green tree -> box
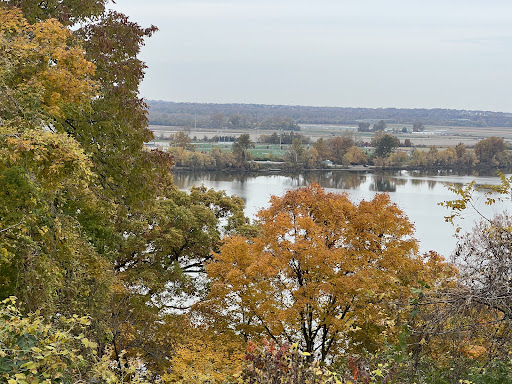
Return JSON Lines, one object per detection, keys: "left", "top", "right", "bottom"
{"left": 232, "top": 133, "right": 254, "bottom": 165}
{"left": 358, "top": 122, "right": 371, "bottom": 132}
{"left": 286, "top": 138, "right": 306, "bottom": 165}
{"left": 373, "top": 120, "right": 387, "bottom": 131}
{"left": 372, "top": 131, "right": 400, "bottom": 158}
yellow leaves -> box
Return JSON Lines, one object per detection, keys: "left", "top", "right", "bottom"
{"left": 463, "top": 345, "right": 486, "bottom": 359}
{"left": 0, "top": 247, "right": 10, "bottom": 263}
{"left": 0, "top": 7, "right": 25, "bottom": 32}
{"left": 81, "top": 337, "right": 98, "bottom": 350}
{"left": 4, "top": 130, "right": 94, "bottom": 193}
{"left": 164, "top": 323, "right": 245, "bottom": 384}
{"left": 204, "top": 184, "right": 431, "bottom": 360}
{"left": 0, "top": 298, "right": 102, "bottom": 383}
{"left": 0, "top": 6, "right": 97, "bottom": 127}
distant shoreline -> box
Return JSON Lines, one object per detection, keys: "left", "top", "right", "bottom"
{"left": 171, "top": 163, "right": 509, "bottom": 175}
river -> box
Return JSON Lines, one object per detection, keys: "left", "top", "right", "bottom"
{"left": 173, "top": 169, "right": 509, "bottom": 258}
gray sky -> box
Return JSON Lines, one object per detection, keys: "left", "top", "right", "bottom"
{"left": 114, "top": 0, "right": 512, "bottom": 112}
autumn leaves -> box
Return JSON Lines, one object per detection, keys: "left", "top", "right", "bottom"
{"left": 0, "top": 7, "right": 96, "bottom": 131}
{"left": 203, "top": 184, "right": 449, "bottom": 363}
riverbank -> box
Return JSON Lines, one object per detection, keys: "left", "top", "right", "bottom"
{"left": 171, "top": 162, "right": 509, "bottom": 176}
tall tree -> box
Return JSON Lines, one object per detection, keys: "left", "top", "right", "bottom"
{"left": 203, "top": 184, "right": 443, "bottom": 361}
{"left": 373, "top": 120, "right": 387, "bottom": 131}
{"left": 0, "top": 7, "right": 113, "bottom": 319}
{"left": 172, "top": 131, "right": 195, "bottom": 150}
{"left": 286, "top": 138, "right": 306, "bottom": 165}
{"left": 474, "top": 136, "right": 508, "bottom": 165}
{"left": 328, "top": 135, "right": 354, "bottom": 163}
{"left": 357, "top": 122, "right": 371, "bottom": 132}
{"left": 413, "top": 120, "right": 425, "bottom": 132}
{"left": 372, "top": 131, "right": 400, "bottom": 158}
{"left": 313, "top": 138, "right": 332, "bottom": 161}
{"left": 232, "top": 133, "right": 254, "bottom": 165}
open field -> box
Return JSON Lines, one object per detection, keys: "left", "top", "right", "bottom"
{"left": 150, "top": 123, "right": 512, "bottom": 149}
{"left": 168, "top": 141, "right": 290, "bottom": 158}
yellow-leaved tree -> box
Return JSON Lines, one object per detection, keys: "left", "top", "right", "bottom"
{"left": 0, "top": 6, "right": 97, "bottom": 133}
{"left": 203, "top": 184, "right": 447, "bottom": 362}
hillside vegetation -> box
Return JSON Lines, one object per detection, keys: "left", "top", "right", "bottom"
{"left": 2, "top": 2, "right": 512, "bottom": 383}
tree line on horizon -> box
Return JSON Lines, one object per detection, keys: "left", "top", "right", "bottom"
{"left": 147, "top": 100, "right": 512, "bottom": 128}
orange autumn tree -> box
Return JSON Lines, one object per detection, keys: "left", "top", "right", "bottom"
{"left": 204, "top": 184, "right": 443, "bottom": 362}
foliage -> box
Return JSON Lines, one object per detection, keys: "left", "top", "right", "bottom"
{"left": 371, "top": 132, "right": 399, "bottom": 158}
{"left": 237, "top": 340, "right": 340, "bottom": 384}
{"left": 115, "top": 185, "right": 256, "bottom": 310}
{"left": 0, "top": 6, "right": 97, "bottom": 133}
{"left": 170, "top": 131, "right": 195, "bottom": 150}
{"left": 412, "top": 121, "right": 424, "bottom": 132}
{"left": 203, "top": 184, "right": 445, "bottom": 362}
{"left": 338, "top": 336, "right": 512, "bottom": 384}
{"left": 0, "top": 130, "right": 113, "bottom": 320}
{"left": 342, "top": 146, "right": 367, "bottom": 166}
{"left": 259, "top": 131, "right": 310, "bottom": 145}
{"left": 0, "top": 297, "right": 159, "bottom": 384}
{"left": 328, "top": 135, "right": 354, "bottom": 163}
{"left": 5, "top": 0, "right": 512, "bottom": 381}
{"left": 147, "top": 100, "right": 512, "bottom": 129}
{"left": 232, "top": 134, "right": 255, "bottom": 165}
{"left": 163, "top": 320, "right": 246, "bottom": 384}
{"left": 3, "top": 0, "right": 107, "bottom": 24}
{"left": 286, "top": 138, "right": 307, "bottom": 165}
{"left": 473, "top": 136, "right": 509, "bottom": 166}
{"left": 398, "top": 173, "right": 512, "bottom": 380}
{"left": 373, "top": 120, "right": 387, "bottom": 132}
{"left": 0, "top": 297, "right": 98, "bottom": 383}
{"left": 357, "top": 122, "right": 371, "bottom": 132}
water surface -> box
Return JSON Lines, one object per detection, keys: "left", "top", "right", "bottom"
{"left": 173, "top": 170, "right": 508, "bottom": 257}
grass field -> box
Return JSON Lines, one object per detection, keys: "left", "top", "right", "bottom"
{"left": 150, "top": 123, "right": 512, "bottom": 150}
{"left": 193, "top": 143, "right": 289, "bottom": 158}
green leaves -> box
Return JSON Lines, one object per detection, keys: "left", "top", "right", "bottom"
{"left": 0, "top": 298, "right": 96, "bottom": 383}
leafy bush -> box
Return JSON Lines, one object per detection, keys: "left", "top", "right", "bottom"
{"left": 237, "top": 339, "right": 340, "bottom": 384}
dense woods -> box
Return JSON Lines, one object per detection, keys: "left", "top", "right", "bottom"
{"left": 148, "top": 100, "right": 512, "bottom": 128}
{"left": 3, "top": 1, "right": 512, "bottom": 383}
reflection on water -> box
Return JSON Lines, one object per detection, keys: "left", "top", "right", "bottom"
{"left": 173, "top": 169, "right": 508, "bottom": 192}
{"left": 367, "top": 175, "right": 410, "bottom": 192}
{"left": 172, "top": 169, "right": 510, "bottom": 257}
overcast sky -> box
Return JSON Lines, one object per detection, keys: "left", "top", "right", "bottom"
{"left": 113, "top": 0, "right": 512, "bottom": 112}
